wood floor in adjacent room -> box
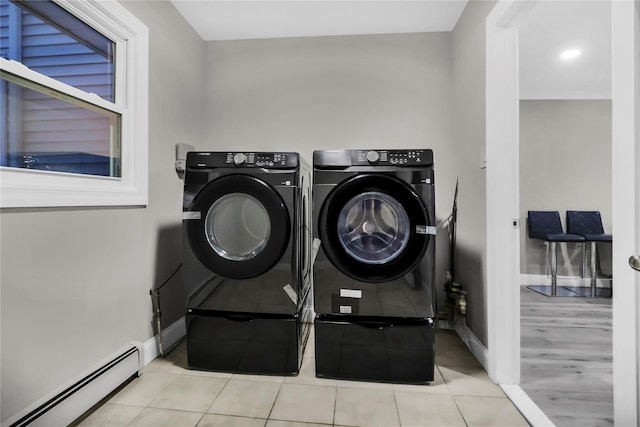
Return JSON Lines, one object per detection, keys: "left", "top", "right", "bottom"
{"left": 520, "top": 285, "right": 613, "bottom": 427}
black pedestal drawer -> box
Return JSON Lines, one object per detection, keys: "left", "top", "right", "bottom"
{"left": 314, "top": 315, "right": 434, "bottom": 384}
{"left": 186, "top": 311, "right": 307, "bottom": 375}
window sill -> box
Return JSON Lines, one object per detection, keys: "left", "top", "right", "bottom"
{"left": 0, "top": 165, "right": 147, "bottom": 208}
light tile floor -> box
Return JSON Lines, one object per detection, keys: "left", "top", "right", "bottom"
{"left": 76, "top": 328, "right": 529, "bottom": 427}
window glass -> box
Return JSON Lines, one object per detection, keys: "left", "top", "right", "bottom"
{"left": 337, "top": 192, "right": 410, "bottom": 264}
{"left": 0, "top": 0, "right": 147, "bottom": 207}
{"left": 206, "top": 194, "right": 271, "bottom": 261}
{"left": 1, "top": 73, "right": 121, "bottom": 177}
{"left": 0, "top": 0, "right": 115, "bottom": 102}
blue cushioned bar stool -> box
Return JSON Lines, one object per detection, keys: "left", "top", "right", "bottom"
{"left": 566, "top": 210, "right": 612, "bottom": 297}
{"left": 528, "top": 211, "right": 586, "bottom": 296}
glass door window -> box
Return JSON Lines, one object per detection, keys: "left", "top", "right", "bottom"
{"left": 337, "top": 192, "right": 410, "bottom": 264}
{"left": 205, "top": 193, "right": 270, "bottom": 261}
{"left": 318, "top": 173, "right": 431, "bottom": 283}
{"left": 185, "top": 174, "right": 291, "bottom": 280}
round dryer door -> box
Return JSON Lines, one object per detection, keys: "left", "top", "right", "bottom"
{"left": 319, "top": 174, "right": 431, "bottom": 282}
{"left": 186, "top": 174, "right": 291, "bottom": 279}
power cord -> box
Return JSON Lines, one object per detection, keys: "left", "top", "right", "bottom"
{"left": 149, "top": 262, "right": 183, "bottom": 356}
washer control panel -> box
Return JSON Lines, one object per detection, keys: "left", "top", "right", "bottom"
{"left": 352, "top": 149, "right": 430, "bottom": 166}
{"left": 187, "top": 152, "right": 299, "bottom": 168}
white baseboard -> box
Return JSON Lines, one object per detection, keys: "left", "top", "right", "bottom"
{"left": 454, "top": 321, "right": 489, "bottom": 371}
{"left": 520, "top": 273, "right": 611, "bottom": 288}
{"left": 3, "top": 343, "right": 142, "bottom": 427}
{"left": 143, "top": 317, "right": 186, "bottom": 366}
{"left": 501, "top": 384, "right": 556, "bottom": 427}
{"left": 438, "top": 319, "right": 489, "bottom": 372}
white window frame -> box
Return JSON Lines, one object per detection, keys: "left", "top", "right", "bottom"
{"left": 0, "top": 0, "right": 148, "bottom": 208}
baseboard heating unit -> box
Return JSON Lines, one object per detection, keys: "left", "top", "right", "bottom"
{"left": 6, "top": 342, "right": 142, "bottom": 427}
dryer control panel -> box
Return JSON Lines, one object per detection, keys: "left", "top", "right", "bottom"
{"left": 187, "top": 152, "right": 299, "bottom": 168}
{"left": 352, "top": 150, "right": 429, "bottom": 166}
{"left": 314, "top": 149, "right": 434, "bottom": 168}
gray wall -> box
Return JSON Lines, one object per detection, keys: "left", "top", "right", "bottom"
{"left": 450, "top": 0, "right": 497, "bottom": 347}
{"left": 0, "top": 2, "right": 205, "bottom": 421}
{"left": 203, "top": 32, "right": 458, "bottom": 310}
{"left": 520, "top": 100, "right": 612, "bottom": 277}
{"left": 0, "top": 3, "right": 501, "bottom": 419}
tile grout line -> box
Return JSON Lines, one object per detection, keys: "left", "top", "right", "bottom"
{"left": 202, "top": 374, "right": 232, "bottom": 417}
{"left": 264, "top": 377, "right": 284, "bottom": 424}
{"left": 392, "top": 386, "right": 403, "bottom": 427}
{"left": 332, "top": 382, "right": 338, "bottom": 427}
{"left": 193, "top": 411, "right": 206, "bottom": 427}
{"left": 449, "top": 393, "right": 471, "bottom": 427}
{"left": 121, "top": 371, "right": 186, "bottom": 426}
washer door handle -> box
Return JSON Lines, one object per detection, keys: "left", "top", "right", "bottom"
{"left": 630, "top": 255, "right": 640, "bottom": 272}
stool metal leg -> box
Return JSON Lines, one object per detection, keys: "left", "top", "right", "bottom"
{"left": 590, "top": 241, "right": 597, "bottom": 297}
{"left": 581, "top": 241, "right": 587, "bottom": 278}
{"left": 549, "top": 241, "right": 558, "bottom": 296}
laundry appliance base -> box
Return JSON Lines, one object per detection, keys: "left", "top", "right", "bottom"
{"left": 314, "top": 315, "right": 434, "bottom": 384}
{"left": 186, "top": 311, "right": 310, "bottom": 376}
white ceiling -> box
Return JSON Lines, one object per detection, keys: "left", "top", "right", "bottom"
{"left": 170, "top": 0, "right": 611, "bottom": 100}
{"left": 169, "top": 1, "right": 468, "bottom": 41}
{"left": 519, "top": 1, "right": 611, "bottom": 99}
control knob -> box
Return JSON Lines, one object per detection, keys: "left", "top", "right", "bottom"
{"left": 366, "top": 150, "right": 380, "bottom": 164}
{"left": 233, "top": 152, "right": 247, "bottom": 165}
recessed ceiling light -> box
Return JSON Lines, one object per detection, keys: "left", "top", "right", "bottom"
{"left": 560, "top": 49, "right": 581, "bottom": 60}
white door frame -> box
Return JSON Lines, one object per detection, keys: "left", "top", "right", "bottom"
{"left": 486, "top": 0, "right": 640, "bottom": 425}
{"left": 611, "top": 1, "right": 639, "bottom": 424}
{"left": 486, "top": 0, "right": 530, "bottom": 386}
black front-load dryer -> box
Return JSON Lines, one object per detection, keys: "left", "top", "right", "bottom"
{"left": 313, "top": 149, "right": 436, "bottom": 383}
{"left": 183, "top": 151, "right": 312, "bottom": 375}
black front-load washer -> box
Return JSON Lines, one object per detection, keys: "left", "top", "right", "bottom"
{"left": 313, "top": 149, "right": 436, "bottom": 383}
{"left": 183, "top": 151, "right": 312, "bottom": 375}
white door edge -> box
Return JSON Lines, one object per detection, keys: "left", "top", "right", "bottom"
{"left": 486, "top": 0, "right": 528, "bottom": 385}
{"left": 611, "top": 1, "right": 640, "bottom": 425}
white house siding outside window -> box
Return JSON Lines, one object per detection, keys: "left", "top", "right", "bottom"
{"left": 0, "top": 0, "right": 148, "bottom": 207}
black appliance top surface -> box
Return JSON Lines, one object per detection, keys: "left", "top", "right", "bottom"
{"left": 187, "top": 151, "right": 299, "bottom": 169}
{"left": 313, "top": 149, "right": 433, "bottom": 168}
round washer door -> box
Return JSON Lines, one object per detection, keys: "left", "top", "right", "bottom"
{"left": 319, "top": 174, "right": 431, "bottom": 282}
{"left": 186, "top": 174, "right": 291, "bottom": 279}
